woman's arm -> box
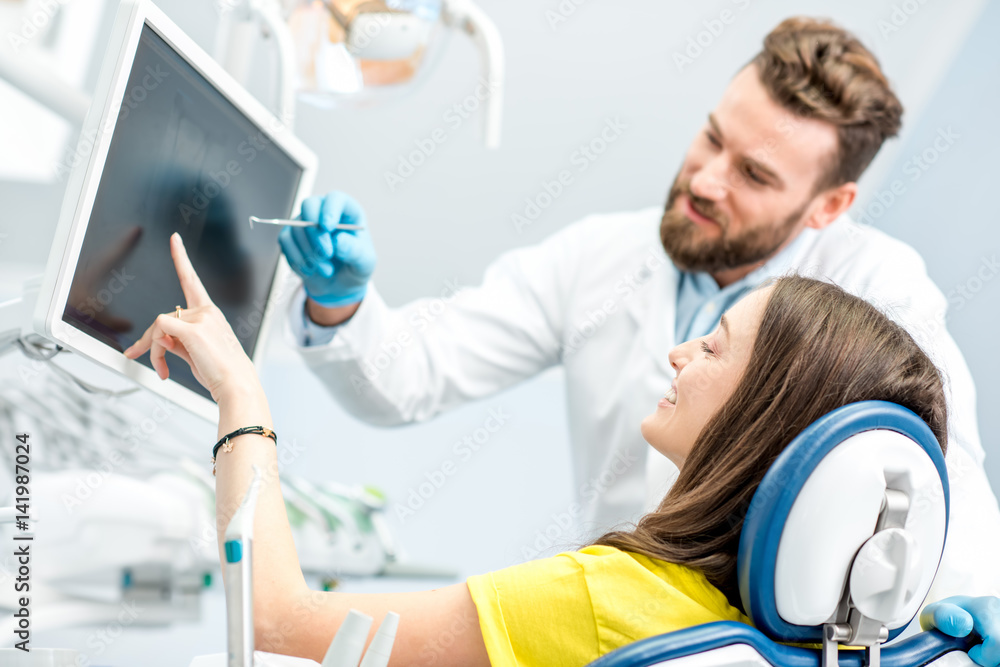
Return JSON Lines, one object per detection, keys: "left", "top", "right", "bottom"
{"left": 214, "top": 383, "right": 489, "bottom": 666}
{"left": 125, "top": 233, "right": 491, "bottom": 666}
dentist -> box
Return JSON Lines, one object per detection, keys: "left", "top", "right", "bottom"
{"left": 278, "top": 16, "right": 1000, "bottom": 652}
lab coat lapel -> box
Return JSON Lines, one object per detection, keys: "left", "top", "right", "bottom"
{"left": 619, "top": 251, "right": 683, "bottom": 512}
{"left": 621, "top": 251, "right": 678, "bottom": 378}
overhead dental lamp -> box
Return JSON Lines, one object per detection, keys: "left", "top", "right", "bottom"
{"left": 214, "top": 0, "right": 504, "bottom": 146}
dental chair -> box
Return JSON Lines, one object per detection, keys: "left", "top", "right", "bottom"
{"left": 588, "top": 401, "right": 980, "bottom": 667}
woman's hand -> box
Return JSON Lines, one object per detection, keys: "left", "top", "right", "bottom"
{"left": 123, "top": 232, "right": 258, "bottom": 402}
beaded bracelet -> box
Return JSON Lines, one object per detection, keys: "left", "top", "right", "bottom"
{"left": 211, "top": 426, "right": 277, "bottom": 476}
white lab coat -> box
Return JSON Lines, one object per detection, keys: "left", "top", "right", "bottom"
{"left": 285, "top": 206, "right": 1000, "bottom": 603}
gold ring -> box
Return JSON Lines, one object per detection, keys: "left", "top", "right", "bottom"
{"left": 175, "top": 306, "right": 183, "bottom": 319}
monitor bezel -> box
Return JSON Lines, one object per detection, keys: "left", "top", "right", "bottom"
{"left": 33, "top": 0, "right": 317, "bottom": 422}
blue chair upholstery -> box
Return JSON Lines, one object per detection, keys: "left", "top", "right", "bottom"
{"left": 587, "top": 402, "right": 976, "bottom": 667}
{"left": 587, "top": 622, "right": 978, "bottom": 667}
{"left": 739, "top": 401, "right": 949, "bottom": 644}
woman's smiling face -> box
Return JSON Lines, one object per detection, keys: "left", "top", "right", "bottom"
{"left": 641, "top": 285, "right": 771, "bottom": 468}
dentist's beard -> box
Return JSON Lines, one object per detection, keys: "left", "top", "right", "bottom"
{"left": 659, "top": 179, "right": 805, "bottom": 274}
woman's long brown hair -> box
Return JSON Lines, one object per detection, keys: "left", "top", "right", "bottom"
{"left": 593, "top": 275, "right": 948, "bottom": 609}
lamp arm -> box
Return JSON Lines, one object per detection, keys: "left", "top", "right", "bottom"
{"left": 214, "top": 0, "right": 297, "bottom": 130}
{"left": 442, "top": 0, "right": 504, "bottom": 148}
{"left": 251, "top": 0, "right": 298, "bottom": 129}
{"left": 0, "top": 52, "right": 89, "bottom": 125}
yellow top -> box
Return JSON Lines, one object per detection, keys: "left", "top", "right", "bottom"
{"left": 466, "top": 544, "right": 752, "bottom": 667}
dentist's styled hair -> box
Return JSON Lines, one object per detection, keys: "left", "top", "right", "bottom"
{"left": 750, "top": 17, "right": 904, "bottom": 193}
{"left": 593, "top": 275, "right": 947, "bottom": 610}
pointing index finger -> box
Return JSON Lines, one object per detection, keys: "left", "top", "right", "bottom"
{"left": 170, "top": 232, "right": 213, "bottom": 307}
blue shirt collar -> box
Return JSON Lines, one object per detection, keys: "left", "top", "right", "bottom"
{"left": 675, "top": 228, "right": 814, "bottom": 342}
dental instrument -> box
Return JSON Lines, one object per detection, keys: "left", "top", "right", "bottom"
{"left": 321, "top": 609, "right": 373, "bottom": 667}
{"left": 358, "top": 612, "right": 400, "bottom": 667}
{"left": 248, "top": 216, "right": 364, "bottom": 230}
{"left": 225, "top": 464, "right": 263, "bottom": 667}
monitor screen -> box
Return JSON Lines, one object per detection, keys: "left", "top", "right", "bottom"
{"left": 62, "top": 24, "right": 303, "bottom": 401}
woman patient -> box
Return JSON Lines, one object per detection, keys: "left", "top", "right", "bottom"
{"left": 124, "top": 233, "right": 986, "bottom": 667}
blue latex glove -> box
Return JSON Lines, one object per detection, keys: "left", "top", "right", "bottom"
{"left": 921, "top": 596, "right": 1000, "bottom": 667}
{"left": 278, "top": 191, "right": 376, "bottom": 308}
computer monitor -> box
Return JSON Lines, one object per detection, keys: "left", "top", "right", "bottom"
{"left": 33, "top": 0, "right": 316, "bottom": 421}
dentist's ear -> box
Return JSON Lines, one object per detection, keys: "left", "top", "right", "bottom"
{"left": 804, "top": 181, "right": 857, "bottom": 231}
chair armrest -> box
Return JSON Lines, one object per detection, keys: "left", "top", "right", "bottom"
{"left": 586, "top": 622, "right": 980, "bottom": 667}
